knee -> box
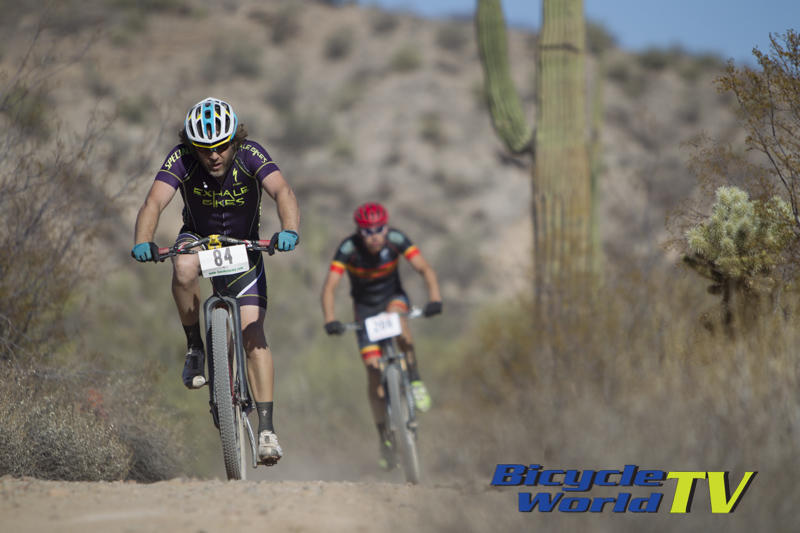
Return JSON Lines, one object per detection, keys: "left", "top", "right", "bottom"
{"left": 397, "top": 336, "right": 414, "bottom": 352}
{"left": 172, "top": 256, "right": 199, "bottom": 287}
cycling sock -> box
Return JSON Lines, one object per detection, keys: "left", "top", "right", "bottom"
{"left": 407, "top": 364, "right": 421, "bottom": 382}
{"left": 183, "top": 323, "right": 204, "bottom": 350}
{"left": 257, "top": 401, "right": 274, "bottom": 433}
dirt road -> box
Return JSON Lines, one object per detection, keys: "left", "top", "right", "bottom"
{"left": 0, "top": 475, "right": 523, "bottom": 533}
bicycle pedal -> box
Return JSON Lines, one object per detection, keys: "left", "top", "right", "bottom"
{"left": 259, "top": 456, "right": 280, "bottom": 467}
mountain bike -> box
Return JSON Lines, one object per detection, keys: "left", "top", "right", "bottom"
{"left": 344, "top": 307, "right": 425, "bottom": 484}
{"left": 156, "top": 234, "right": 277, "bottom": 480}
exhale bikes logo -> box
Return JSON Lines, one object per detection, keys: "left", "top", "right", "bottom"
{"left": 491, "top": 464, "right": 757, "bottom": 513}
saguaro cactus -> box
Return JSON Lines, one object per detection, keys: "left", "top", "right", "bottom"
{"left": 477, "top": 0, "right": 593, "bottom": 301}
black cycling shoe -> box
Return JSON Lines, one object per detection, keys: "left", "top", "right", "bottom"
{"left": 182, "top": 348, "right": 206, "bottom": 389}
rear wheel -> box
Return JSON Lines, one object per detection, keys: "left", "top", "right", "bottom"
{"left": 211, "top": 307, "right": 244, "bottom": 480}
{"left": 386, "top": 363, "right": 420, "bottom": 484}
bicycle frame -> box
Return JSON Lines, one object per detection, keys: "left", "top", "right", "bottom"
{"left": 151, "top": 233, "right": 278, "bottom": 479}
{"left": 343, "top": 308, "right": 423, "bottom": 483}
{"left": 203, "top": 294, "right": 258, "bottom": 470}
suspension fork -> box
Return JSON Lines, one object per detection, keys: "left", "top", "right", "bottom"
{"left": 203, "top": 295, "right": 251, "bottom": 408}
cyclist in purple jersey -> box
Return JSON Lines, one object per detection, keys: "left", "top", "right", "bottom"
{"left": 320, "top": 202, "right": 442, "bottom": 470}
{"left": 132, "top": 97, "right": 299, "bottom": 466}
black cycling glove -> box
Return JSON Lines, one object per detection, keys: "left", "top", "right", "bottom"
{"left": 325, "top": 321, "right": 345, "bottom": 335}
{"left": 424, "top": 301, "right": 443, "bottom": 317}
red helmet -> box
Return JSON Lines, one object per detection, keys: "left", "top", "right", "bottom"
{"left": 354, "top": 202, "right": 388, "bottom": 228}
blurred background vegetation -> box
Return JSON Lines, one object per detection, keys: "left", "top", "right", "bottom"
{"left": 0, "top": 0, "right": 798, "bottom": 528}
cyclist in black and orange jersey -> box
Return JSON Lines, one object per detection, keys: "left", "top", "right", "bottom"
{"left": 131, "top": 97, "right": 299, "bottom": 466}
{"left": 320, "top": 202, "right": 442, "bottom": 469}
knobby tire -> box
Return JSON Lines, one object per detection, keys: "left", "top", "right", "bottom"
{"left": 211, "top": 307, "right": 245, "bottom": 480}
{"left": 386, "top": 363, "right": 420, "bottom": 484}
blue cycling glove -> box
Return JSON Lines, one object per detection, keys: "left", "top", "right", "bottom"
{"left": 131, "top": 242, "right": 159, "bottom": 262}
{"left": 276, "top": 230, "right": 299, "bottom": 252}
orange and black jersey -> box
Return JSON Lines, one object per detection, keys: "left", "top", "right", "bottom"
{"left": 329, "top": 228, "right": 421, "bottom": 307}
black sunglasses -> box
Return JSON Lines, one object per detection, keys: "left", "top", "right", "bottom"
{"left": 359, "top": 225, "right": 385, "bottom": 236}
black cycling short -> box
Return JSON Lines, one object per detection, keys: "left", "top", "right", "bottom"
{"left": 175, "top": 231, "right": 268, "bottom": 309}
{"left": 353, "top": 293, "right": 410, "bottom": 360}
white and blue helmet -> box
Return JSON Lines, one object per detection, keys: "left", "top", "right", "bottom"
{"left": 184, "top": 97, "right": 238, "bottom": 149}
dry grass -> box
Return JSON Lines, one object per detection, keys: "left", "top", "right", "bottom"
{"left": 415, "top": 266, "right": 797, "bottom": 528}
{"left": 0, "top": 364, "right": 187, "bottom": 482}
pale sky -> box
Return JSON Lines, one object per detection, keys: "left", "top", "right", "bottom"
{"left": 364, "top": 0, "right": 800, "bottom": 64}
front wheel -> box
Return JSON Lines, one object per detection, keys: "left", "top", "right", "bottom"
{"left": 210, "top": 307, "right": 245, "bottom": 480}
{"left": 386, "top": 363, "right": 420, "bottom": 484}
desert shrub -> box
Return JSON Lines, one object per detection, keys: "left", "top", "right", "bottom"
{"left": 672, "top": 31, "right": 800, "bottom": 313}
{"left": 110, "top": 0, "right": 191, "bottom": 15}
{"left": 2, "top": 83, "right": 51, "bottom": 139}
{"left": 637, "top": 46, "right": 684, "bottom": 71}
{"left": 332, "top": 69, "right": 372, "bottom": 111}
{"left": 203, "top": 41, "right": 262, "bottom": 81}
{"left": 264, "top": 70, "right": 301, "bottom": 112}
{"left": 586, "top": 20, "right": 616, "bottom": 55}
{"left": 102, "top": 378, "right": 186, "bottom": 482}
{"left": 0, "top": 14, "right": 187, "bottom": 482}
{"left": 0, "top": 367, "right": 129, "bottom": 481}
{"left": 331, "top": 136, "right": 356, "bottom": 162}
{"left": 679, "top": 52, "right": 727, "bottom": 83}
{"left": 117, "top": 94, "right": 155, "bottom": 124}
{"left": 278, "top": 109, "right": 334, "bottom": 152}
{"left": 371, "top": 10, "right": 399, "bottom": 35}
{"left": 270, "top": 5, "right": 302, "bottom": 45}
{"left": 419, "top": 111, "right": 447, "bottom": 147}
{"left": 436, "top": 22, "right": 468, "bottom": 53}
{"left": 606, "top": 60, "right": 647, "bottom": 99}
{"left": 431, "top": 267, "right": 800, "bottom": 513}
{"left": 0, "top": 46, "right": 114, "bottom": 357}
{"left": 84, "top": 63, "right": 114, "bottom": 98}
{"left": 389, "top": 45, "right": 422, "bottom": 72}
{"left": 324, "top": 26, "right": 354, "bottom": 60}
{"left": 0, "top": 367, "right": 186, "bottom": 481}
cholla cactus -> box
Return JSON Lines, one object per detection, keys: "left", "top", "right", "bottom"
{"left": 685, "top": 185, "right": 794, "bottom": 333}
{"left": 686, "top": 186, "right": 793, "bottom": 282}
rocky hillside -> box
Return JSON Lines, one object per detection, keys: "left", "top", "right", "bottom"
{"left": 3, "top": 0, "right": 739, "bottom": 309}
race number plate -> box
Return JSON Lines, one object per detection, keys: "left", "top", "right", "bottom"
{"left": 198, "top": 245, "right": 249, "bottom": 278}
{"left": 364, "top": 312, "right": 403, "bottom": 342}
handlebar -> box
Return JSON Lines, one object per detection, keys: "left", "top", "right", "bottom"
{"left": 156, "top": 234, "right": 278, "bottom": 262}
{"left": 343, "top": 307, "right": 425, "bottom": 331}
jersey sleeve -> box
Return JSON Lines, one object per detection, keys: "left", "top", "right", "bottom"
{"left": 153, "top": 145, "right": 191, "bottom": 189}
{"left": 387, "top": 229, "right": 420, "bottom": 260}
{"left": 330, "top": 237, "right": 355, "bottom": 274}
{"left": 239, "top": 141, "right": 280, "bottom": 183}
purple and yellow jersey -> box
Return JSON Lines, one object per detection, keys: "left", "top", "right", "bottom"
{"left": 154, "top": 141, "right": 279, "bottom": 240}
{"left": 330, "top": 228, "right": 421, "bottom": 307}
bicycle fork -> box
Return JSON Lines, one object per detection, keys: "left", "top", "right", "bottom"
{"left": 382, "top": 342, "right": 418, "bottom": 434}
{"left": 203, "top": 295, "right": 259, "bottom": 468}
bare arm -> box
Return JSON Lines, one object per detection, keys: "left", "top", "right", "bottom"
{"left": 134, "top": 180, "right": 177, "bottom": 244}
{"left": 321, "top": 269, "right": 344, "bottom": 323}
{"left": 408, "top": 253, "right": 441, "bottom": 303}
{"left": 261, "top": 170, "right": 300, "bottom": 233}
